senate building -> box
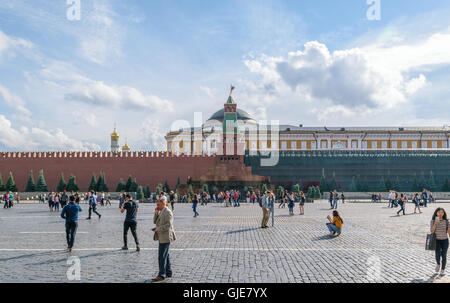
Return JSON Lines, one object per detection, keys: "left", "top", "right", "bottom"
{"left": 165, "top": 94, "right": 450, "bottom": 155}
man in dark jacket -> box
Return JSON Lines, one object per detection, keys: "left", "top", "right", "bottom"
{"left": 61, "top": 195, "right": 82, "bottom": 252}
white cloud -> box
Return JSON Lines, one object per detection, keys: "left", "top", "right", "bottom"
{"left": 139, "top": 118, "right": 166, "bottom": 150}
{"left": 78, "top": 2, "right": 123, "bottom": 65}
{"left": 65, "top": 80, "right": 174, "bottom": 112}
{"left": 245, "top": 30, "right": 450, "bottom": 114}
{"left": 0, "top": 29, "right": 33, "bottom": 58}
{"left": 0, "top": 85, "right": 31, "bottom": 121}
{"left": 0, "top": 114, "right": 100, "bottom": 151}
{"left": 37, "top": 61, "right": 174, "bottom": 113}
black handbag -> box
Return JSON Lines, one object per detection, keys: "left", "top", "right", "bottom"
{"left": 426, "top": 233, "right": 436, "bottom": 251}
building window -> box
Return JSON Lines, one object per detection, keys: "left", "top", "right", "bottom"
{"left": 321, "top": 141, "right": 328, "bottom": 149}
{"left": 362, "top": 141, "right": 367, "bottom": 149}
{"left": 432, "top": 141, "right": 438, "bottom": 148}
{"left": 281, "top": 141, "right": 287, "bottom": 150}
{"left": 311, "top": 141, "right": 317, "bottom": 150}
{"left": 421, "top": 141, "right": 428, "bottom": 148}
{"left": 382, "top": 141, "right": 387, "bottom": 149}
{"left": 251, "top": 141, "right": 257, "bottom": 150}
{"left": 411, "top": 141, "right": 417, "bottom": 149}
{"left": 402, "top": 141, "right": 407, "bottom": 149}
{"left": 351, "top": 141, "right": 358, "bottom": 149}
{"left": 371, "top": 141, "right": 377, "bottom": 149}
{"left": 260, "top": 141, "right": 267, "bottom": 149}
{"left": 211, "top": 141, "right": 216, "bottom": 149}
{"left": 333, "top": 141, "right": 345, "bottom": 149}
{"left": 291, "top": 141, "right": 297, "bottom": 150}
{"left": 391, "top": 141, "right": 397, "bottom": 149}
{"left": 301, "top": 141, "right": 307, "bottom": 150}
{"left": 444, "top": 141, "right": 448, "bottom": 149}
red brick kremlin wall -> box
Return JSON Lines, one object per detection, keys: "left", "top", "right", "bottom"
{"left": 0, "top": 151, "right": 220, "bottom": 191}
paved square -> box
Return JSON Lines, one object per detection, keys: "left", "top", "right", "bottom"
{"left": 0, "top": 200, "right": 448, "bottom": 283}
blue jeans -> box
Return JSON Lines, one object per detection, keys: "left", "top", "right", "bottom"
{"left": 65, "top": 221, "right": 78, "bottom": 248}
{"left": 193, "top": 204, "right": 198, "bottom": 216}
{"left": 158, "top": 242, "right": 172, "bottom": 278}
{"left": 332, "top": 199, "right": 338, "bottom": 209}
{"left": 423, "top": 198, "right": 428, "bottom": 207}
{"left": 436, "top": 239, "right": 449, "bottom": 270}
{"left": 326, "top": 223, "right": 341, "bottom": 233}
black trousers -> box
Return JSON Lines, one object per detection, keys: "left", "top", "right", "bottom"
{"left": 123, "top": 221, "right": 139, "bottom": 246}
{"left": 88, "top": 205, "right": 101, "bottom": 218}
{"left": 65, "top": 221, "right": 78, "bottom": 248}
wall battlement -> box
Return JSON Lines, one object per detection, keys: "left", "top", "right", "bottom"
{"left": 0, "top": 151, "right": 219, "bottom": 159}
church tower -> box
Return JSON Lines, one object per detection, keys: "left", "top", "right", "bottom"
{"left": 111, "top": 125, "right": 120, "bottom": 152}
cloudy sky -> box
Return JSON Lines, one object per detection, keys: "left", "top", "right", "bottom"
{"left": 0, "top": 0, "right": 449, "bottom": 151}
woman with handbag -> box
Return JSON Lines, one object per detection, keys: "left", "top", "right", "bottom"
{"left": 430, "top": 208, "right": 449, "bottom": 275}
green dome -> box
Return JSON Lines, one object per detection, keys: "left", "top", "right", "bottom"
{"left": 207, "top": 108, "right": 254, "bottom": 122}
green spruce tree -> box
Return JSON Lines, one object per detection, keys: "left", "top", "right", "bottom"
{"left": 116, "top": 178, "right": 125, "bottom": 192}
{"left": 66, "top": 175, "right": 79, "bottom": 192}
{"left": 0, "top": 173, "right": 5, "bottom": 191}
{"left": 35, "top": 170, "right": 48, "bottom": 192}
{"left": 319, "top": 168, "right": 329, "bottom": 192}
{"left": 349, "top": 176, "right": 358, "bottom": 192}
{"left": 442, "top": 177, "right": 450, "bottom": 192}
{"left": 428, "top": 171, "right": 437, "bottom": 191}
{"left": 88, "top": 173, "right": 97, "bottom": 192}
{"left": 25, "top": 170, "right": 36, "bottom": 192}
{"left": 125, "top": 176, "right": 133, "bottom": 192}
{"left": 57, "top": 173, "right": 67, "bottom": 192}
{"left": 329, "top": 172, "right": 339, "bottom": 191}
{"left": 5, "top": 172, "right": 17, "bottom": 192}
{"left": 136, "top": 186, "right": 145, "bottom": 202}
{"left": 130, "top": 178, "right": 139, "bottom": 192}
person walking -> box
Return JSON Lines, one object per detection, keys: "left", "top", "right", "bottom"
{"left": 299, "top": 191, "right": 306, "bottom": 215}
{"left": 151, "top": 196, "right": 176, "bottom": 282}
{"left": 60, "top": 191, "right": 69, "bottom": 207}
{"left": 413, "top": 193, "right": 422, "bottom": 214}
{"left": 119, "top": 191, "right": 125, "bottom": 208}
{"left": 192, "top": 194, "right": 199, "bottom": 217}
{"left": 430, "top": 208, "right": 449, "bottom": 275}
{"left": 169, "top": 191, "right": 175, "bottom": 211}
{"left": 332, "top": 190, "right": 339, "bottom": 209}
{"left": 422, "top": 189, "right": 428, "bottom": 208}
{"left": 326, "top": 210, "right": 343, "bottom": 236}
{"left": 54, "top": 193, "right": 60, "bottom": 212}
{"left": 86, "top": 190, "right": 101, "bottom": 220}
{"left": 120, "top": 194, "right": 140, "bottom": 251}
{"left": 340, "top": 192, "right": 345, "bottom": 204}
{"left": 397, "top": 193, "right": 406, "bottom": 216}
{"left": 261, "top": 191, "right": 270, "bottom": 228}
{"left": 288, "top": 192, "right": 295, "bottom": 216}
{"left": 328, "top": 191, "right": 333, "bottom": 209}
{"left": 60, "top": 195, "right": 82, "bottom": 252}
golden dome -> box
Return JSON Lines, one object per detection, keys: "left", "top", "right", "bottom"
{"left": 122, "top": 139, "right": 130, "bottom": 151}
{"left": 111, "top": 127, "right": 119, "bottom": 140}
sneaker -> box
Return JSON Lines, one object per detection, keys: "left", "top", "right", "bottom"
{"left": 440, "top": 269, "right": 446, "bottom": 276}
{"left": 121, "top": 246, "right": 128, "bottom": 250}
{"left": 435, "top": 264, "right": 441, "bottom": 273}
{"left": 336, "top": 231, "right": 341, "bottom": 236}
{"left": 136, "top": 246, "right": 140, "bottom": 252}
{"left": 99, "top": 214, "right": 102, "bottom": 219}
{"left": 86, "top": 217, "right": 91, "bottom": 220}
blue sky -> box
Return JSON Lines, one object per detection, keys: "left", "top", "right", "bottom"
{"left": 0, "top": 0, "right": 449, "bottom": 151}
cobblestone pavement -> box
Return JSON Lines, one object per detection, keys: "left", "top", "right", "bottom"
{"left": 0, "top": 200, "right": 449, "bottom": 283}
